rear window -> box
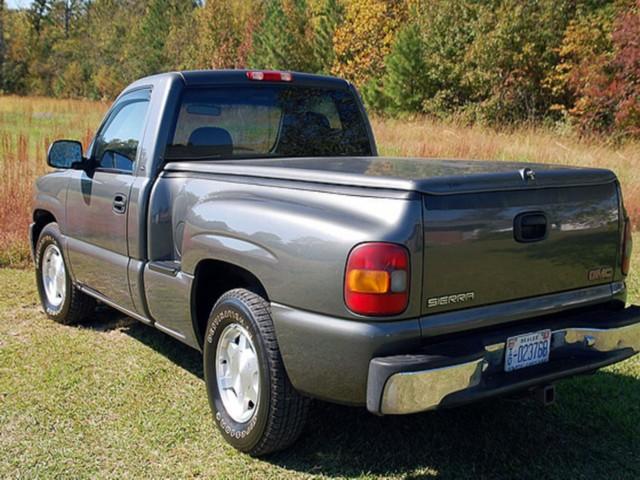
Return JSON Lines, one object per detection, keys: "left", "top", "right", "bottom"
{"left": 166, "top": 85, "right": 372, "bottom": 160}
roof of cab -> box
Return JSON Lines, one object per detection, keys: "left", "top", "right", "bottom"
{"left": 130, "top": 69, "right": 351, "bottom": 90}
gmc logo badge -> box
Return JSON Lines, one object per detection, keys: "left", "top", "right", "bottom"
{"left": 588, "top": 267, "right": 613, "bottom": 281}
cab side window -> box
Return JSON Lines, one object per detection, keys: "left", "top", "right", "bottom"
{"left": 93, "top": 89, "right": 151, "bottom": 173}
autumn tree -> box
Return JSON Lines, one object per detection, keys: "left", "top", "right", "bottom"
{"left": 187, "top": 0, "right": 258, "bottom": 69}
{"left": 0, "top": 8, "right": 30, "bottom": 93}
{"left": 568, "top": 0, "right": 640, "bottom": 136}
{"left": 549, "top": 3, "right": 617, "bottom": 118}
{"left": 463, "top": 0, "right": 575, "bottom": 123}
{"left": 610, "top": 2, "right": 640, "bottom": 135}
{"left": 331, "top": 0, "right": 407, "bottom": 86}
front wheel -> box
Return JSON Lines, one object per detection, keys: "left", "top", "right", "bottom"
{"left": 203, "top": 289, "right": 309, "bottom": 456}
{"left": 35, "top": 223, "right": 95, "bottom": 324}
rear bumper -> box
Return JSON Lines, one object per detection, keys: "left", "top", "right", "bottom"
{"left": 367, "top": 306, "right": 640, "bottom": 415}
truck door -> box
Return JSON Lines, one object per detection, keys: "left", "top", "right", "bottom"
{"left": 64, "top": 89, "right": 151, "bottom": 311}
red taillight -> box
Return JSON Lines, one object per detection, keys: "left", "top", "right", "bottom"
{"left": 344, "top": 243, "right": 409, "bottom": 316}
{"left": 246, "top": 71, "right": 293, "bottom": 82}
{"left": 622, "top": 217, "right": 633, "bottom": 275}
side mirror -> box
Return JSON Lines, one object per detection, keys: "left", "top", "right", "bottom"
{"left": 47, "top": 140, "right": 85, "bottom": 169}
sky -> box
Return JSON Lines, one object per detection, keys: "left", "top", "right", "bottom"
{"left": 7, "top": 0, "right": 32, "bottom": 9}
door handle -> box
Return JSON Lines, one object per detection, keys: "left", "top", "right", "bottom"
{"left": 112, "top": 193, "right": 127, "bottom": 214}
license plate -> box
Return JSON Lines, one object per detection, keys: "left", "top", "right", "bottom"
{"left": 505, "top": 329, "right": 551, "bottom": 372}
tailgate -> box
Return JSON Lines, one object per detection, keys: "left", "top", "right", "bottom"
{"left": 422, "top": 183, "right": 621, "bottom": 314}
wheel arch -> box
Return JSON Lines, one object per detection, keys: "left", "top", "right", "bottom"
{"left": 191, "top": 258, "right": 269, "bottom": 349}
{"left": 32, "top": 209, "right": 57, "bottom": 252}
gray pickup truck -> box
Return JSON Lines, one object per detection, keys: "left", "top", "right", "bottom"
{"left": 32, "top": 70, "right": 640, "bottom": 455}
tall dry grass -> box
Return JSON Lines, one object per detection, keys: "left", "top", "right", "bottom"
{"left": 0, "top": 97, "right": 639, "bottom": 267}
{"left": 372, "top": 116, "right": 640, "bottom": 223}
{"left": 0, "top": 96, "right": 107, "bottom": 267}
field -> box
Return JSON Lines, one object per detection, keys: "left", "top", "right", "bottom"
{"left": 1, "top": 96, "right": 640, "bottom": 478}
{"left": 0, "top": 96, "right": 108, "bottom": 267}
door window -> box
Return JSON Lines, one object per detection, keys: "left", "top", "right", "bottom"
{"left": 93, "top": 89, "right": 151, "bottom": 173}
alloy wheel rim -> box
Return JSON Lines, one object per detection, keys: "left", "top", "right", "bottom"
{"left": 42, "top": 244, "right": 66, "bottom": 308}
{"left": 215, "top": 323, "right": 260, "bottom": 423}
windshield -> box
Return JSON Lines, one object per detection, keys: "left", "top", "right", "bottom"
{"left": 166, "top": 85, "right": 372, "bottom": 160}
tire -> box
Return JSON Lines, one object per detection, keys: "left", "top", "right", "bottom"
{"left": 35, "top": 223, "right": 95, "bottom": 325}
{"left": 203, "top": 288, "right": 309, "bottom": 456}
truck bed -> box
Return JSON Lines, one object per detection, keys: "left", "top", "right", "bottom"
{"left": 165, "top": 156, "right": 622, "bottom": 317}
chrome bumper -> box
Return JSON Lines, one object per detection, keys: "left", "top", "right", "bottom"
{"left": 368, "top": 317, "right": 640, "bottom": 415}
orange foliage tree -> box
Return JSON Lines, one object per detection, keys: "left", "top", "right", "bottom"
{"left": 563, "top": 0, "right": 640, "bottom": 136}
{"left": 188, "top": 0, "right": 259, "bottom": 70}
{"left": 331, "top": 0, "right": 407, "bottom": 86}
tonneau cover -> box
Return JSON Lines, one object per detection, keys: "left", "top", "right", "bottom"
{"left": 164, "top": 157, "right": 616, "bottom": 195}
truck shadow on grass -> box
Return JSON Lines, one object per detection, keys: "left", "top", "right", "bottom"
{"left": 92, "top": 309, "right": 640, "bottom": 480}
{"left": 90, "top": 306, "right": 205, "bottom": 374}
{"left": 268, "top": 375, "right": 640, "bottom": 480}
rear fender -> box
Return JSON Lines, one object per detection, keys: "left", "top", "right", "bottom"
{"left": 177, "top": 179, "right": 424, "bottom": 321}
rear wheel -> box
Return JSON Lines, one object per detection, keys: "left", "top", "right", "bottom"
{"left": 203, "top": 288, "right": 309, "bottom": 456}
{"left": 35, "top": 223, "right": 95, "bottom": 324}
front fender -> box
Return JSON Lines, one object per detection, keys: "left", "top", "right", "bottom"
{"left": 33, "top": 171, "right": 71, "bottom": 230}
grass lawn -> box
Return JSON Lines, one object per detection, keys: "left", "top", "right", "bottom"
{"left": 1, "top": 264, "right": 640, "bottom": 479}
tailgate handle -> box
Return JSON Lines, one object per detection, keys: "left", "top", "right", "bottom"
{"left": 514, "top": 212, "right": 547, "bottom": 243}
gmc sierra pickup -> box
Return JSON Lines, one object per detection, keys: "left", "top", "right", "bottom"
{"left": 32, "top": 70, "right": 640, "bottom": 456}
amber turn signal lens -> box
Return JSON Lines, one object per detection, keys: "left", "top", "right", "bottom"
{"left": 344, "top": 242, "right": 410, "bottom": 316}
{"left": 347, "top": 269, "right": 390, "bottom": 294}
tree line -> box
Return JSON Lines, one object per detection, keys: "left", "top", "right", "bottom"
{"left": 0, "top": 0, "right": 638, "bottom": 137}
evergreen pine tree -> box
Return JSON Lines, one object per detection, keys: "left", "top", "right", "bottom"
{"left": 383, "top": 22, "right": 429, "bottom": 113}
{"left": 130, "top": 0, "right": 172, "bottom": 77}
{"left": 127, "top": 0, "right": 196, "bottom": 79}
{"left": 250, "top": 0, "right": 285, "bottom": 69}
{"left": 250, "top": 0, "right": 316, "bottom": 72}
{"left": 312, "top": 0, "right": 342, "bottom": 74}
